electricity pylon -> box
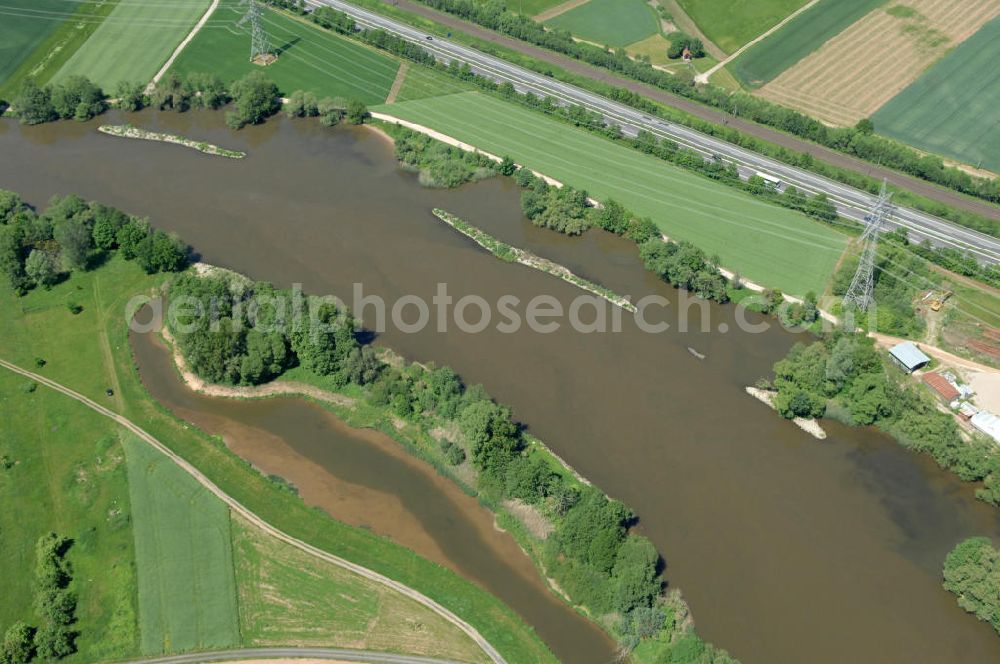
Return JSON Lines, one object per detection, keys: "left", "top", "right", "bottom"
{"left": 843, "top": 180, "right": 893, "bottom": 312}
{"left": 238, "top": 0, "right": 272, "bottom": 64}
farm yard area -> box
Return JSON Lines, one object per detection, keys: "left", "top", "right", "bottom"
{"left": 675, "top": 0, "right": 810, "bottom": 54}
{"left": 873, "top": 15, "right": 1000, "bottom": 175}
{"left": 50, "top": 0, "right": 213, "bottom": 91}
{"left": 756, "top": 0, "right": 1000, "bottom": 127}
{"left": 168, "top": 0, "right": 399, "bottom": 103}
{"left": 376, "top": 91, "right": 848, "bottom": 295}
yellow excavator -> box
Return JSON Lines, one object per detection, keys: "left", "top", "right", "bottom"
{"left": 929, "top": 290, "right": 953, "bottom": 312}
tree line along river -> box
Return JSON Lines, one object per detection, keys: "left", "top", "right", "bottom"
{"left": 3, "top": 109, "right": 1000, "bottom": 664}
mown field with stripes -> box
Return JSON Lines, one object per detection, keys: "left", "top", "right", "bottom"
{"left": 168, "top": 0, "right": 399, "bottom": 103}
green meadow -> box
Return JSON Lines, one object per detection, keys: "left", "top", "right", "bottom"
{"left": 545, "top": 0, "right": 660, "bottom": 47}
{"left": 169, "top": 0, "right": 399, "bottom": 103}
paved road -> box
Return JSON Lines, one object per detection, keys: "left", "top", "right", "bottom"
{"left": 311, "top": 0, "right": 1000, "bottom": 264}
{"left": 0, "top": 358, "right": 506, "bottom": 664}
{"left": 121, "top": 646, "right": 464, "bottom": 664}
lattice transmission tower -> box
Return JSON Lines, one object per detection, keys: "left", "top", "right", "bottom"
{"left": 842, "top": 180, "right": 893, "bottom": 313}
{"left": 238, "top": 0, "right": 274, "bottom": 65}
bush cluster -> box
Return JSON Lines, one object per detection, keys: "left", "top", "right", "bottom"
{"left": 391, "top": 125, "right": 500, "bottom": 187}
{"left": 13, "top": 76, "right": 105, "bottom": 125}
{"left": 943, "top": 537, "right": 1000, "bottom": 635}
{"left": 0, "top": 533, "right": 77, "bottom": 664}
{"left": 0, "top": 190, "right": 187, "bottom": 295}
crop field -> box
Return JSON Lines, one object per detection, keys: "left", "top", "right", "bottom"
{"left": 51, "top": 0, "right": 211, "bottom": 91}
{"left": 233, "top": 517, "right": 489, "bottom": 661}
{"left": 0, "top": 371, "right": 139, "bottom": 662}
{"left": 676, "top": 0, "right": 810, "bottom": 54}
{"left": 730, "top": 0, "right": 884, "bottom": 88}
{"left": 0, "top": 0, "right": 67, "bottom": 85}
{"left": 759, "top": 0, "right": 1000, "bottom": 126}
{"left": 168, "top": 0, "right": 398, "bottom": 103}
{"left": 545, "top": 0, "right": 659, "bottom": 47}
{"left": 376, "top": 92, "right": 847, "bottom": 295}
{"left": 873, "top": 15, "right": 1000, "bottom": 174}
{"left": 124, "top": 433, "right": 241, "bottom": 655}
{"left": 516, "top": 0, "right": 572, "bottom": 16}
{"left": 0, "top": 0, "right": 119, "bottom": 98}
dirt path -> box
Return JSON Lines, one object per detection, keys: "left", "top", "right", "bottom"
{"left": 92, "top": 277, "right": 124, "bottom": 412}
{"left": 0, "top": 357, "right": 506, "bottom": 664}
{"left": 148, "top": 0, "right": 220, "bottom": 89}
{"left": 533, "top": 0, "right": 589, "bottom": 22}
{"left": 870, "top": 331, "right": 1000, "bottom": 374}
{"left": 384, "top": 62, "right": 411, "bottom": 104}
{"left": 382, "top": 0, "right": 1000, "bottom": 222}
{"left": 695, "top": 0, "right": 820, "bottom": 83}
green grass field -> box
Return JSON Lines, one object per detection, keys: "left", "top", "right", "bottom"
{"left": 545, "top": 0, "right": 659, "bottom": 47}
{"left": 0, "top": 0, "right": 120, "bottom": 98}
{"left": 52, "top": 0, "right": 212, "bottom": 91}
{"left": 377, "top": 92, "right": 846, "bottom": 295}
{"left": 730, "top": 0, "right": 885, "bottom": 87}
{"left": 169, "top": 0, "right": 399, "bottom": 103}
{"left": 0, "top": 372, "right": 138, "bottom": 663}
{"left": 0, "top": 0, "right": 67, "bottom": 84}
{"left": 508, "top": 0, "right": 568, "bottom": 15}
{"left": 124, "top": 433, "right": 241, "bottom": 655}
{"left": 872, "top": 16, "right": 1000, "bottom": 174}
{"left": 676, "top": 0, "right": 810, "bottom": 54}
{"left": 233, "top": 518, "right": 489, "bottom": 661}
{"left": 393, "top": 64, "right": 476, "bottom": 103}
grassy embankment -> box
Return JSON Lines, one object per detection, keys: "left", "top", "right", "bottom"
{"left": 545, "top": 0, "right": 660, "bottom": 48}
{"left": 873, "top": 15, "right": 1000, "bottom": 175}
{"left": 168, "top": 0, "right": 399, "bottom": 104}
{"left": 675, "top": 0, "right": 810, "bottom": 54}
{"left": 376, "top": 91, "right": 847, "bottom": 296}
{"left": 50, "top": 0, "right": 212, "bottom": 91}
{"left": 0, "top": 0, "right": 119, "bottom": 99}
{"left": 729, "top": 0, "right": 886, "bottom": 87}
{"left": 0, "top": 255, "right": 557, "bottom": 664}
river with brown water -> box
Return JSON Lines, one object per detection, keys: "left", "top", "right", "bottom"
{"left": 3, "top": 109, "right": 1000, "bottom": 664}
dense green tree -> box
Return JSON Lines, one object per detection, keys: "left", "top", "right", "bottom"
{"left": 50, "top": 76, "right": 105, "bottom": 121}
{"left": 459, "top": 400, "right": 521, "bottom": 479}
{"left": 943, "top": 537, "right": 1000, "bottom": 634}
{"left": 285, "top": 89, "right": 319, "bottom": 118}
{"left": 134, "top": 229, "right": 187, "bottom": 274}
{"left": 345, "top": 98, "right": 368, "bottom": 124}
{"left": 115, "top": 218, "right": 150, "bottom": 260}
{"left": 317, "top": 97, "right": 344, "bottom": 126}
{"left": 24, "top": 250, "right": 58, "bottom": 288}
{"left": 14, "top": 80, "right": 56, "bottom": 125}
{"left": 1, "top": 622, "right": 35, "bottom": 664}
{"left": 90, "top": 204, "right": 128, "bottom": 250}
{"left": 53, "top": 219, "right": 93, "bottom": 270}
{"left": 226, "top": 71, "right": 280, "bottom": 129}
{"left": 114, "top": 81, "right": 147, "bottom": 112}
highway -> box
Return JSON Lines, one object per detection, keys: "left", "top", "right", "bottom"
{"left": 121, "top": 647, "right": 463, "bottom": 664}
{"left": 311, "top": 0, "right": 1000, "bottom": 264}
